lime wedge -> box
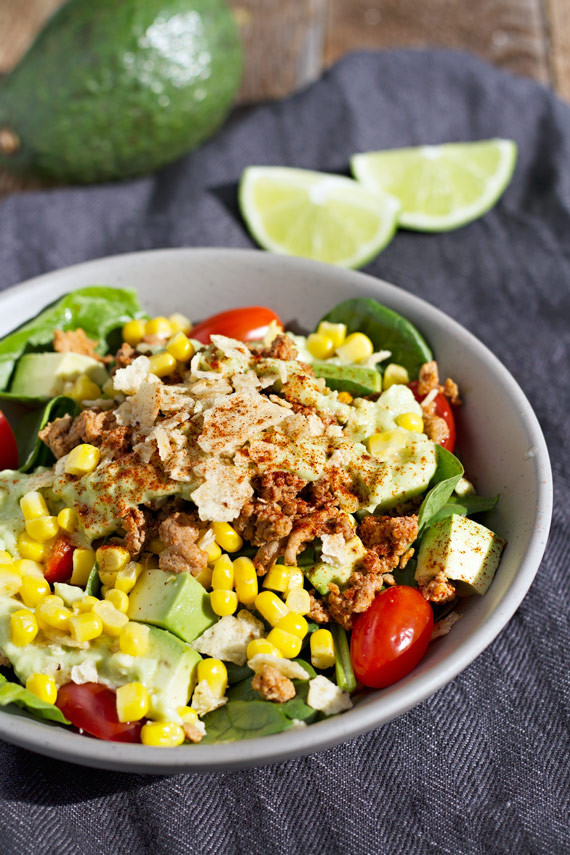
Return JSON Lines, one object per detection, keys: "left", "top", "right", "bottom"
{"left": 239, "top": 167, "right": 401, "bottom": 268}
{"left": 351, "top": 139, "right": 517, "bottom": 232}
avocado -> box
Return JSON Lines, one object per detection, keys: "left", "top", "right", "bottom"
{"left": 416, "top": 514, "right": 506, "bottom": 596}
{"left": 312, "top": 361, "right": 382, "bottom": 396}
{"left": 0, "top": 596, "right": 201, "bottom": 715}
{"left": 127, "top": 567, "right": 217, "bottom": 643}
{"left": 0, "top": 0, "right": 242, "bottom": 183}
{"left": 10, "top": 353, "right": 108, "bottom": 400}
{"left": 304, "top": 535, "right": 367, "bottom": 595}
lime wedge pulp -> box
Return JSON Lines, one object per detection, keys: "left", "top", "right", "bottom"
{"left": 351, "top": 139, "right": 517, "bottom": 232}
{"left": 239, "top": 167, "right": 401, "bottom": 268}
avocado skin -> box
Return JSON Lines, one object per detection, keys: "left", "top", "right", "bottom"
{"left": 0, "top": 0, "right": 242, "bottom": 182}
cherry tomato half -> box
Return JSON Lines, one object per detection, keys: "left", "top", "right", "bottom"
{"left": 44, "top": 535, "right": 75, "bottom": 584}
{"left": 409, "top": 380, "right": 456, "bottom": 452}
{"left": 57, "top": 683, "right": 143, "bottom": 743}
{"left": 0, "top": 410, "right": 18, "bottom": 470}
{"left": 350, "top": 586, "right": 434, "bottom": 689}
{"left": 190, "top": 307, "right": 283, "bottom": 344}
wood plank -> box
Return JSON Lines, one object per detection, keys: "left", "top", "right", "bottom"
{"left": 546, "top": 0, "right": 570, "bottom": 101}
{"left": 325, "top": 0, "right": 551, "bottom": 85}
{"left": 0, "top": 0, "right": 63, "bottom": 74}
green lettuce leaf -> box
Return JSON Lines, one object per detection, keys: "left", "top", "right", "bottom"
{"left": 0, "top": 674, "right": 69, "bottom": 724}
{"left": 17, "top": 395, "right": 78, "bottom": 472}
{"left": 417, "top": 445, "right": 464, "bottom": 536}
{"left": 201, "top": 699, "right": 295, "bottom": 743}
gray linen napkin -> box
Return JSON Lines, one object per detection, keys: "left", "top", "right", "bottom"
{"left": 0, "top": 50, "right": 568, "bottom": 855}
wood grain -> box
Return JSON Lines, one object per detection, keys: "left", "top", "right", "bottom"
{"left": 546, "top": 0, "right": 570, "bottom": 101}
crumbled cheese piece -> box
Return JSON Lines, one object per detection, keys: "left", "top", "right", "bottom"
{"left": 113, "top": 355, "right": 151, "bottom": 395}
{"left": 191, "top": 680, "right": 228, "bottom": 717}
{"left": 290, "top": 718, "right": 307, "bottom": 730}
{"left": 191, "top": 459, "right": 253, "bottom": 522}
{"left": 198, "top": 391, "right": 291, "bottom": 456}
{"left": 192, "top": 610, "right": 265, "bottom": 665}
{"left": 320, "top": 533, "right": 349, "bottom": 566}
{"left": 70, "top": 660, "right": 99, "bottom": 685}
{"left": 361, "top": 349, "right": 391, "bottom": 369}
{"left": 247, "top": 654, "right": 310, "bottom": 681}
{"left": 421, "top": 388, "right": 439, "bottom": 409}
{"left": 307, "top": 675, "right": 353, "bottom": 716}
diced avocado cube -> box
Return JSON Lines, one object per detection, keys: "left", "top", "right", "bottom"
{"left": 304, "top": 562, "right": 354, "bottom": 596}
{"left": 104, "top": 625, "right": 202, "bottom": 716}
{"left": 10, "top": 352, "right": 108, "bottom": 399}
{"left": 416, "top": 514, "right": 506, "bottom": 596}
{"left": 312, "top": 361, "right": 382, "bottom": 396}
{"left": 127, "top": 567, "right": 217, "bottom": 642}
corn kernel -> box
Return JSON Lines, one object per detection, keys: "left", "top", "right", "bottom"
{"left": 119, "top": 622, "right": 150, "bottom": 657}
{"left": 285, "top": 588, "right": 311, "bottom": 615}
{"left": 336, "top": 332, "right": 374, "bottom": 363}
{"left": 92, "top": 600, "right": 129, "bottom": 636}
{"left": 337, "top": 391, "right": 354, "bottom": 404}
{"left": 177, "top": 705, "right": 198, "bottom": 724}
{"left": 0, "top": 566, "right": 22, "bottom": 597}
{"left": 0, "top": 551, "right": 13, "bottom": 564}
{"left": 310, "top": 628, "right": 336, "bottom": 669}
{"left": 68, "top": 612, "right": 103, "bottom": 642}
{"left": 96, "top": 545, "right": 130, "bottom": 574}
{"left": 145, "top": 316, "right": 173, "bottom": 338}
{"left": 122, "top": 318, "right": 147, "bottom": 347}
{"left": 396, "top": 412, "right": 424, "bottom": 433}
{"left": 116, "top": 682, "right": 150, "bottom": 722}
{"left": 204, "top": 541, "right": 222, "bottom": 565}
{"left": 169, "top": 312, "right": 192, "bottom": 335}
{"left": 141, "top": 721, "right": 185, "bottom": 747}
{"left": 211, "top": 554, "right": 234, "bottom": 590}
{"left": 69, "top": 375, "right": 101, "bottom": 403}
{"left": 20, "top": 491, "right": 48, "bottom": 521}
{"left": 105, "top": 588, "right": 129, "bottom": 613}
{"left": 148, "top": 351, "right": 177, "bottom": 378}
{"left": 210, "top": 589, "right": 238, "bottom": 616}
{"left": 114, "top": 561, "right": 143, "bottom": 594}
{"left": 10, "top": 609, "right": 38, "bottom": 646}
{"left": 70, "top": 548, "right": 96, "bottom": 586}
{"left": 286, "top": 567, "right": 304, "bottom": 592}
{"left": 194, "top": 566, "right": 213, "bottom": 590}
{"left": 211, "top": 522, "right": 243, "bottom": 553}
{"left": 26, "top": 674, "right": 57, "bottom": 704}
{"left": 102, "top": 378, "right": 116, "bottom": 398}
{"left": 197, "top": 659, "right": 227, "bottom": 697}
{"left": 317, "top": 321, "right": 347, "bottom": 349}
{"left": 367, "top": 430, "right": 407, "bottom": 457}
{"left": 383, "top": 363, "right": 410, "bottom": 390}
{"left": 25, "top": 516, "right": 59, "bottom": 542}
{"left": 17, "top": 531, "right": 47, "bottom": 562}
{"left": 19, "top": 574, "right": 50, "bottom": 608}
{"left": 275, "top": 612, "right": 308, "bottom": 639}
{"left": 36, "top": 596, "right": 71, "bottom": 631}
{"left": 254, "top": 591, "right": 289, "bottom": 627}
{"left": 75, "top": 595, "right": 99, "bottom": 613}
{"left": 166, "top": 331, "right": 195, "bottom": 363}
{"left": 65, "top": 443, "right": 100, "bottom": 476}
{"left": 307, "top": 332, "right": 335, "bottom": 360}
{"left": 266, "top": 627, "right": 302, "bottom": 659}
{"left": 246, "top": 638, "right": 282, "bottom": 659}
{"left": 14, "top": 558, "right": 44, "bottom": 578}
{"left": 57, "top": 508, "right": 78, "bottom": 534}
{"left": 263, "top": 564, "right": 290, "bottom": 593}
{"left": 233, "top": 556, "right": 258, "bottom": 607}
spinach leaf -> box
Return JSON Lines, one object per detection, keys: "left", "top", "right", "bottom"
{"left": 319, "top": 297, "right": 432, "bottom": 379}
{"left": 392, "top": 558, "right": 417, "bottom": 587}
{"left": 226, "top": 662, "right": 253, "bottom": 685}
{"left": 0, "top": 286, "right": 145, "bottom": 393}
{"left": 85, "top": 566, "right": 101, "bottom": 598}
{"left": 17, "top": 396, "right": 78, "bottom": 472}
{"left": 227, "top": 677, "right": 259, "bottom": 703}
{"left": 0, "top": 674, "right": 69, "bottom": 724}
{"left": 428, "top": 494, "right": 499, "bottom": 526}
{"left": 201, "top": 700, "right": 294, "bottom": 743}
{"left": 280, "top": 680, "right": 318, "bottom": 724}
{"left": 292, "top": 658, "right": 316, "bottom": 678}
{"left": 417, "top": 445, "right": 464, "bottom": 535}
{"left": 330, "top": 624, "right": 356, "bottom": 693}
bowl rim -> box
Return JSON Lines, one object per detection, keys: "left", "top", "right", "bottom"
{"left": 0, "top": 247, "right": 553, "bottom": 774}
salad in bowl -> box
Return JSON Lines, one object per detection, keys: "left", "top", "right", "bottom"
{"left": 0, "top": 286, "right": 506, "bottom": 748}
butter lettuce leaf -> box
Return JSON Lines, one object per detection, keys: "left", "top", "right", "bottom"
{"left": 0, "top": 673, "right": 69, "bottom": 724}
{"left": 319, "top": 297, "right": 432, "bottom": 378}
{"left": 17, "top": 395, "right": 78, "bottom": 472}
{"left": 0, "top": 286, "right": 145, "bottom": 394}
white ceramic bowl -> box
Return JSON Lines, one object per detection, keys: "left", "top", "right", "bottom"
{"left": 0, "top": 249, "right": 552, "bottom": 774}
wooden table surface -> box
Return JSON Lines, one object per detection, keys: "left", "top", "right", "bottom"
{"left": 1, "top": 0, "right": 568, "bottom": 198}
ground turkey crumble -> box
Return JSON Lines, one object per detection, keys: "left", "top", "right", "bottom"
{"left": 252, "top": 664, "right": 296, "bottom": 702}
